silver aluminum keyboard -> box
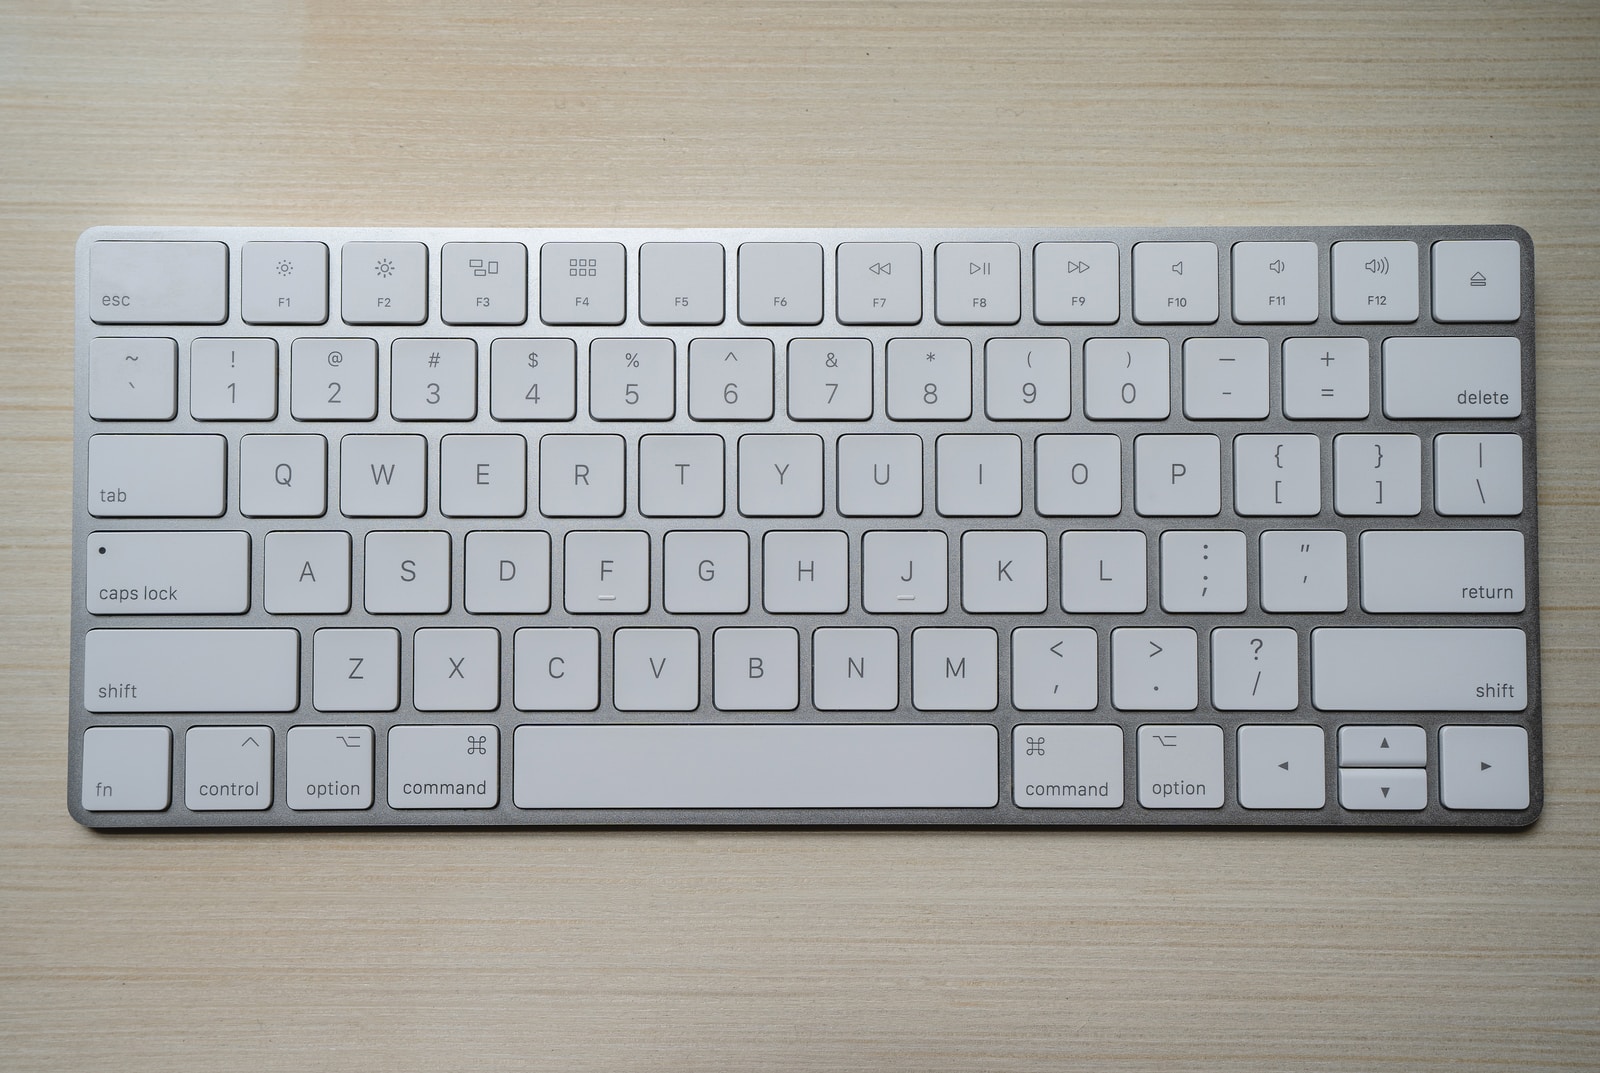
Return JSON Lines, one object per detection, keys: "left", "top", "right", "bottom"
{"left": 70, "top": 225, "right": 1541, "bottom": 829}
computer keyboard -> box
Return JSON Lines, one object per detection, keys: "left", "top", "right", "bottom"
{"left": 69, "top": 225, "right": 1541, "bottom": 829}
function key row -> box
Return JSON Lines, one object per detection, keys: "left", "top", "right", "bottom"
{"left": 88, "top": 237, "right": 1523, "bottom": 330}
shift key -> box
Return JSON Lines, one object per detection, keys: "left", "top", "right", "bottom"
{"left": 1312, "top": 628, "right": 1526, "bottom": 711}
{"left": 84, "top": 628, "right": 299, "bottom": 712}
{"left": 88, "top": 434, "right": 225, "bottom": 517}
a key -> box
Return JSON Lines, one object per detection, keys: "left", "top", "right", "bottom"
{"left": 662, "top": 531, "right": 748, "bottom": 613}
{"left": 862, "top": 530, "right": 947, "bottom": 613}
{"left": 538, "top": 434, "right": 625, "bottom": 518}
{"left": 1338, "top": 725, "right": 1427, "bottom": 767}
{"left": 1211, "top": 627, "right": 1298, "bottom": 710}
{"left": 1382, "top": 336, "right": 1520, "bottom": 418}
{"left": 388, "top": 725, "right": 499, "bottom": 809}
{"left": 638, "top": 435, "right": 725, "bottom": 517}
{"left": 936, "top": 434, "right": 1022, "bottom": 517}
{"left": 738, "top": 434, "right": 823, "bottom": 517}
{"left": 1359, "top": 530, "right": 1525, "bottom": 613}
{"left": 1033, "top": 241, "right": 1119, "bottom": 325}
{"left": 488, "top": 338, "right": 578, "bottom": 421}
{"left": 564, "top": 530, "right": 649, "bottom": 613}
{"left": 90, "top": 240, "right": 227, "bottom": 325}
{"left": 243, "top": 241, "right": 328, "bottom": 325}
{"left": 185, "top": 726, "right": 272, "bottom": 811}
{"left": 1010, "top": 628, "right": 1097, "bottom": 711}
{"left": 1435, "top": 434, "right": 1523, "bottom": 515}
{"left": 1334, "top": 433, "right": 1421, "bottom": 516}
{"left": 1233, "top": 434, "right": 1321, "bottom": 516}
{"left": 89, "top": 337, "right": 177, "bottom": 420}
{"left": 440, "top": 435, "right": 526, "bottom": 518}
{"left": 1112, "top": 627, "right": 1197, "bottom": 711}
{"left": 81, "top": 726, "right": 171, "bottom": 811}
{"left": 614, "top": 628, "right": 699, "bottom": 711}
{"left": 589, "top": 338, "right": 675, "bottom": 420}
{"left": 1231, "top": 241, "right": 1318, "bottom": 324}
{"left": 1282, "top": 337, "right": 1369, "bottom": 419}
{"left": 1182, "top": 337, "right": 1269, "bottom": 419}
{"left": 342, "top": 241, "right": 428, "bottom": 325}
{"left": 190, "top": 338, "right": 277, "bottom": 420}
{"left": 312, "top": 628, "right": 399, "bottom": 712}
{"left": 887, "top": 337, "right": 972, "bottom": 420}
{"left": 1136, "top": 724, "right": 1223, "bottom": 808}
{"left": 1134, "top": 434, "right": 1220, "bottom": 516}
{"left": 934, "top": 242, "right": 1019, "bottom": 325}
{"left": 240, "top": 434, "right": 326, "bottom": 517}
{"left": 1439, "top": 725, "right": 1530, "bottom": 809}
{"left": 413, "top": 628, "right": 500, "bottom": 712}
{"left": 1339, "top": 768, "right": 1427, "bottom": 811}
{"left": 86, "top": 530, "right": 249, "bottom": 615}
{"left": 1013, "top": 724, "right": 1123, "bottom": 808}
{"left": 837, "top": 242, "right": 921, "bottom": 325}
{"left": 363, "top": 530, "right": 451, "bottom": 613}
{"left": 83, "top": 628, "right": 298, "bottom": 712}
{"left": 714, "top": 627, "right": 799, "bottom": 711}
{"left": 911, "top": 628, "right": 998, "bottom": 711}
{"left": 787, "top": 338, "right": 873, "bottom": 420}
{"left": 837, "top": 434, "right": 922, "bottom": 517}
{"left": 1061, "top": 530, "right": 1147, "bottom": 613}
{"left": 1236, "top": 725, "right": 1325, "bottom": 809}
{"left": 391, "top": 338, "right": 477, "bottom": 420}
{"left": 1311, "top": 627, "right": 1527, "bottom": 711}
{"left": 286, "top": 725, "right": 373, "bottom": 811}
{"left": 87, "top": 433, "right": 225, "bottom": 518}
{"left": 738, "top": 242, "right": 823, "bottom": 326}
{"left": 1258, "top": 530, "right": 1348, "bottom": 612}
{"left": 340, "top": 434, "right": 426, "bottom": 517}
{"left": 639, "top": 241, "right": 725, "bottom": 325}
{"left": 463, "top": 531, "right": 551, "bottom": 614}
{"left": 264, "top": 530, "right": 351, "bottom": 614}
{"left": 1159, "top": 530, "right": 1247, "bottom": 612}
{"left": 961, "top": 530, "right": 1046, "bottom": 613}
{"left": 1083, "top": 338, "right": 1170, "bottom": 420}
{"left": 441, "top": 241, "right": 527, "bottom": 326}
{"left": 812, "top": 628, "right": 899, "bottom": 710}
{"left": 512, "top": 627, "right": 600, "bottom": 711}
{"left": 541, "top": 241, "right": 626, "bottom": 325}
{"left": 290, "top": 338, "right": 378, "bottom": 421}
{"left": 689, "top": 337, "right": 774, "bottom": 420}
{"left": 1432, "top": 240, "right": 1521, "bottom": 323}
{"left": 1332, "top": 240, "right": 1419, "bottom": 323}
{"left": 984, "top": 338, "right": 1070, "bottom": 420}
{"left": 763, "top": 530, "right": 848, "bottom": 612}
{"left": 1132, "top": 241, "right": 1218, "bottom": 324}
{"left": 1035, "top": 435, "right": 1121, "bottom": 516}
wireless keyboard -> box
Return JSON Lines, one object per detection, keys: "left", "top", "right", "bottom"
{"left": 69, "top": 225, "right": 1540, "bottom": 829}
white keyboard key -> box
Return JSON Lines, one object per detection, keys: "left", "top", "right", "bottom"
{"left": 1259, "top": 530, "right": 1348, "bottom": 613}
{"left": 1182, "top": 337, "right": 1269, "bottom": 419}
{"left": 912, "top": 628, "right": 997, "bottom": 711}
{"left": 1159, "top": 530, "right": 1246, "bottom": 612}
{"left": 391, "top": 338, "right": 477, "bottom": 420}
{"left": 513, "top": 627, "right": 600, "bottom": 711}
{"left": 787, "top": 338, "right": 873, "bottom": 420}
{"left": 1334, "top": 433, "right": 1421, "bottom": 515}
{"left": 961, "top": 530, "right": 1045, "bottom": 612}
{"left": 1083, "top": 338, "right": 1170, "bottom": 420}
{"left": 363, "top": 530, "right": 451, "bottom": 613}
{"left": 639, "top": 435, "right": 725, "bottom": 517}
{"left": 340, "top": 434, "right": 426, "bottom": 517}
{"left": 240, "top": 434, "right": 326, "bottom": 517}
{"left": 739, "top": 434, "right": 823, "bottom": 517}
{"left": 1332, "top": 240, "right": 1419, "bottom": 323}
{"left": 1311, "top": 627, "right": 1527, "bottom": 711}
{"left": 1211, "top": 627, "right": 1298, "bottom": 710}
{"left": 837, "top": 434, "right": 923, "bottom": 517}
{"left": 1137, "top": 724, "right": 1223, "bottom": 808}
{"left": 763, "top": 530, "right": 848, "bottom": 613}
{"left": 1231, "top": 240, "right": 1318, "bottom": 323}
{"left": 837, "top": 242, "right": 921, "bottom": 324}
{"left": 87, "top": 433, "right": 224, "bottom": 518}
{"left": 564, "top": 530, "right": 649, "bottom": 613}
{"left": 1033, "top": 241, "right": 1119, "bottom": 324}
{"left": 1036, "top": 435, "right": 1121, "bottom": 516}
{"left": 1338, "top": 724, "right": 1426, "bottom": 768}
{"left": 1432, "top": 240, "right": 1521, "bottom": 323}
{"left": 464, "top": 530, "right": 551, "bottom": 614}
{"left": 541, "top": 241, "right": 625, "bottom": 325}
{"left": 887, "top": 337, "right": 972, "bottom": 420}
{"left": 1112, "top": 627, "right": 1196, "bottom": 711}
{"left": 190, "top": 338, "right": 278, "bottom": 420}
{"left": 1339, "top": 768, "right": 1427, "bottom": 811}
{"left": 689, "top": 337, "right": 774, "bottom": 420}
{"left": 1435, "top": 434, "right": 1523, "bottom": 515}
{"left": 1061, "top": 530, "right": 1147, "bottom": 613}
{"left": 1134, "top": 434, "right": 1220, "bottom": 516}
{"left": 1282, "top": 337, "right": 1369, "bottom": 419}
{"left": 313, "top": 628, "right": 399, "bottom": 712}
{"left": 414, "top": 627, "right": 500, "bottom": 712}
{"left": 86, "top": 530, "right": 249, "bottom": 615}
{"left": 812, "top": 627, "right": 899, "bottom": 710}
{"left": 90, "top": 240, "right": 227, "bottom": 325}
{"left": 440, "top": 434, "right": 526, "bottom": 517}
{"left": 1439, "top": 725, "right": 1530, "bottom": 810}
{"left": 984, "top": 337, "right": 1070, "bottom": 419}
{"left": 512, "top": 724, "right": 998, "bottom": 809}
{"left": 243, "top": 241, "right": 327, "bottom": 325}
{"left": 1360, "top": 530, "right": 1525, "bottom": 613}
{"left": 935, "top": 241, "right": 1019, "bottom": 325}
{"left": 82, "top": 726, "right": 170, "bottom": 811}
{"left": 185, "top": 726, "right": 272, "bottom": 811}
{"left": 1011, "top": 628, "right": 1097, "bottom": 711}
{"left": 936, "top": 434, "right": 1021, "bottom": 517}
{"left": 442, "top": 241, "right": 527, "bottom": 326}
{"left": 1382, "top": 336, "right": 1520, "bottom": 418}
{"left": 290, "top": 338, "right": 378, "bottom": 420}
{"left": 539, "top": 434, "right": 625, "bottom": 517}
{"left": 614, "top": 628, "right": 699, "bottom": 711}
{"left": 287, "top": 725, "right": 373, "bottom": 810}
{"left": 489, "top": 338, "right": 577, "bottom": 420}
{"left": 862, "top": 530, "right": 947, "bottom": 613}
{"left": 639, "top": 241, "right": 725, "bottom": 325}
{"left": 264, "top": 530, "right": 351, "bottom": 614}
{"left": 1133, "top": 241, "right": 1218, "bottom": 324}
{"left": 388, "top": 725, "right": 499, "bottom": 809}
{"left": 589, "top": 338, "right": 675, "bottom": 420}
{"left": 1237, "top": 725, "right": 1325, "bottom": 809}
{"left": 342, "top": 241, "right": 427, "bottom": 325}
{"left": 715, "top": 627, "right": 799, "bottom": 711}
{"left": 89, "top": 337, "right": 177, "bottom": 420}
{"left": 84, "top": 628, "right": 298, "bottom": 712}
{"left": 738, "top": 242, "right": 822, "bottom": 325}
{"left": 1233, "top": 434, "right": 1321, "bottom": 516}
{"left": 1014, "top": 724, "right": 1123, "bottom": 808}
{"left": 663, "top": 530, "right": 749, "bottom": 613}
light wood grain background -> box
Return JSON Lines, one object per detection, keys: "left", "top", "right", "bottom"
{"left": 2, "top": 2, "right": 1597, "bottom": 1070}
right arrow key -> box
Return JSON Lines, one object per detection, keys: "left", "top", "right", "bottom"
{"left": 1440, "top": 725, "right": 1530, "bottom": 810}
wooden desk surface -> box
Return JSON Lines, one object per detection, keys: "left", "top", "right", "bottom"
{"left": 2, "top": 2, "right": 1596, "bottom": 1069}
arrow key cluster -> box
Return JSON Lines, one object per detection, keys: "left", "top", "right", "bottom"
{"left": 1338, "top": 724, "right": 1428, "bottom": 810}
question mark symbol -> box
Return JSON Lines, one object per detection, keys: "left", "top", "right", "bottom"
{"left": 1250, "top": 637, "right": 1263, "bottom": 660}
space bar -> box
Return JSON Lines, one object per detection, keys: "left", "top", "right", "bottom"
{"left": 512, "top": 724, "right": 1000, "bottom": 809}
